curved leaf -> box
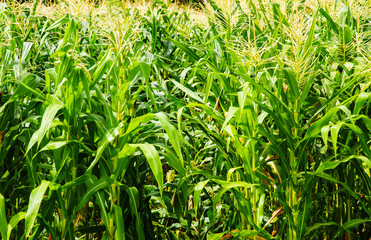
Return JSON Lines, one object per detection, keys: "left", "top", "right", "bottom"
{"left": 25, "top": 180, "right": 50, "bottom": 238}
{"left": 130, "top": 144, "right": 163, "bottom": 195}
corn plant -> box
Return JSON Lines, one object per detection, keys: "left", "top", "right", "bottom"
{"left": 0, "top": 0, "right": 370, "bottom": 239}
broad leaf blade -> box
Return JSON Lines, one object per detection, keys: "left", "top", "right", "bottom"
{"left": 131, "top": 144, "right": 163, "bottom": 195}
{"left": 25, "top": 180, "right": 50, "bottom": 238}
{"left": 0, "top": 193, "right": 7, "bottom": 239}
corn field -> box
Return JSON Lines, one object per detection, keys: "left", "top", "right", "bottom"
{"left": 0, "top": 0, "right": 370, "bottom": 239}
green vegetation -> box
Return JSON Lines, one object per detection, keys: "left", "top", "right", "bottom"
{"left": 0, "top": 0, "right": 370, "bottom": 239}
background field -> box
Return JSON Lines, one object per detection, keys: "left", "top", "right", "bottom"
{"left": 0, "top": 0, "right": 370, "bottom": 239}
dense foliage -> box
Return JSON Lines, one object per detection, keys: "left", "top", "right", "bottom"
{"left": 0, "top": 0, "right": 370, "bottom": 239}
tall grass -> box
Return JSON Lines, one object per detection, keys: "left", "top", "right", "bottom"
{"left": 0, "top": 0, "right": 370, "bottom": 239}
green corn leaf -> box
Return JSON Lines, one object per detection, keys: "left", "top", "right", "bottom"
{"left": 221, "top": 106, "right": 239, "bottom": 132}
{"left": 86, "top": 122, "right": 123, "bottom": 173}
{"left": 212, "top": 181, "right": 256, "bottom": 213}
{"left": 343, "top": 122, "right": 371, "bottom": 158}
{"left": 26, "top": 98, "right": 64, "bottom": 153}
{"left": 25, "top": 180, "right": 50, "bottom": 238}
{"left": 30, "top": 0, "right": 39, "bottom": 17}
{"left": 207, "top": 232, "right": 225, "bottom": 240}
{"left": 62, "top": 19, "right": 76, "bottom": 46}
{"left": 232, "top": 230, "right": 259, "bottom": 238}
{"left": 354, "top": 92, "right": 370, "bottom": 114}
{"left": 61, "top": 173, "right": 91, "bottom": 189}
{"left": 303, "top": 107, "right": 340, "bottom": 140}
{"left": 0, "top": 193, "right": 7, "bottom": 240}
{"left": 156, "top": 112, "right": 183, "bottom": 165}
{"left": 126, "top": 187, "right": 139, "bottom": 217}
{"left": 256, "top": 193, "right": 266, "bottom": 227}
{"left": 334, "top": 219, "right": 371, "bottom": 238}
{"left": 321, "top": 125, "right": 330, "bottom": 153}
{"left": 271, "top": 2, "right": 289, "bottom": 26}
{"left": 303, "top": 8, "right": 318, "bottom": 55}
{"left": 39, "top": 141, "right": 71, "bottom": 152}
{"left": 296, "top": 192, "right": 312, "bottom": 238}
{"left": 45, "top": 15, "right": 70, "bottom": 32}
{"left": 45, "top": 68, "right": 57, "bottom": 94}
{"left": 193, "top": 180, "right": 209, "bottom": 216}
{"left": 125, "top": 113, "right": 154, "bottom": 135}
{"left": 91, "top": 50, "right": 112, "bottom": 87}
{"left": 77, "top": 178, "right": 108, "bottom": 211}
{"left": 114, "top": 205, "right": 125, "bottom": 240}
{"left": 159, "top": 146, "right": 186, "bottom": 177}
{"left": 342, "top": 25, "right": 352, "bottom": 45}
{"left": 305, "top": 222, "right": 339, "bottom": 236}
{"left": 226, "top": 166, "right": 244, "bottom": 182}
{"left": 7, "top": 212, "right": 26, "bottom": 240}
{"left": 93, "top": 86, "right": 116, "bottom": 128}
{"left": 126, "top": 187, "right": 144, "bottom": 240}
{"left": 11, "top": 75, "right": 45, "bottom": 101}
{"left": 309, "top": 172, "right": 367, "bottom": 211}
{"left": 21, "top": 42, "right": 33, "bottom": 63}
{"left": 168, "top": 38, "right": 200, "bottom": 62}
{"left": 130, "top": 144, "right": 163, "bottom": 195}
{"left": 284, "top": 67, "right": 299, "bottom": 98}
{"left": 319, "top": 8, "right": 339, "bottom": 34}
{"left": 204, "top": 72, "right": 214, "bottom": 103}
{"left": 140, "top": 62, "right": 157, "bottom": 110}
{"left": 171, "top": 80, "right": 203, "bottom": 103}
{"left": 330, "top": 122, "right": 343, "bottom": 157}
{"left": 87, "top": 177, "right": 109, "bottom": 227}
{"left": 166, "top": 229, "right": 178, "bottom": 240}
